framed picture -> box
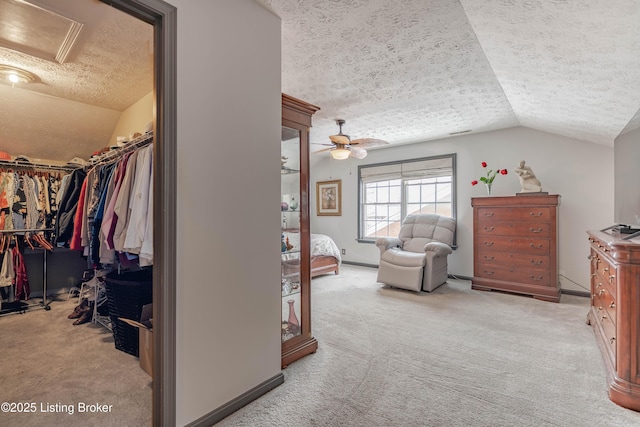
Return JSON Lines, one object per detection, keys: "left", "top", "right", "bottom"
{"left": 316, "top": 179, "right": 342, "bottom": 216}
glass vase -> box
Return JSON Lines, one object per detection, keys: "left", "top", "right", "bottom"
{"left": 287, "top": 299, "right": 300, "bottom": 335}
{"left": 485, "top": 183, "right": 492, "bottom": 196}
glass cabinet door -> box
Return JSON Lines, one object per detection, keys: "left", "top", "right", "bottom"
{"left": 281, "top": 126, "right": 302, "bottom": 343}
{"left": 281, "top": 93, "right": 318, "bottom": 368}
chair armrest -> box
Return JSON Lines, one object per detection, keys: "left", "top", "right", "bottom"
{"left": 424, "top": 241, "right": 452, "bottom": 256}
{"left": 376, "top": 237, "right": 402, "bottom": 254}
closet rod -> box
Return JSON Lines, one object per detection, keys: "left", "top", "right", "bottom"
{"left": 0, "top": 228, "right": 53, "bottom": 233}
{"left": 88, "top": 131, "right": 153, "bottom": 166}
{"left": 0, "top": 159, "right": 78, "bottom": 171}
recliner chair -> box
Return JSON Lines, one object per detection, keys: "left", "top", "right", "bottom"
{"left": 376, "top": 214, "right": 456, "bottom": 292}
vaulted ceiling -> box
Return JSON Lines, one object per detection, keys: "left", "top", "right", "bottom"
{"left": 1, "top": 0, "right": 639, "bottom": 164}
{"left": 0, "top": 0, "right": 152, "bottom": 163}
{"left": 259, "top": 0, "right": 640, "bottom": 156}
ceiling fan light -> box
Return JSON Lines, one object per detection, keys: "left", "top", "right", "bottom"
{"left": 330, "top": 148, "right": 351, "bottom": 160}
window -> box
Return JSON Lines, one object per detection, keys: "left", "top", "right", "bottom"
{"left": 358, "top": 154, "right": 456, "bottom": 244}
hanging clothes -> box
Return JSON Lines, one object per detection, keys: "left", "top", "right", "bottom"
{"left": 113, "top": 150, "right": 138, "bottom": 252}
{"left": 70, "top": 178, "right": 88, "bottom": 251}
{"left": 12, "top": 245, "right": 29, "bottom": 301}
{"left": 55, "top": 168, "right": 87, "bottom": 245}
{"left": 0, "top": 250, "right": 14, "bottom": 288}
{"left": 123, "top": 144, "right": 153, "bottom": 256}
{"left": 64, "top": 136, "right": 154, "bottom": 268}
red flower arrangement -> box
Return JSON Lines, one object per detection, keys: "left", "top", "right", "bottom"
{"left": 471, "top": 161, "right": 508, "bottom": 195}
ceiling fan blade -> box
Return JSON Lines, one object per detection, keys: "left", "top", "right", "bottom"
{"left": 349, "top": 138, "right": 388, "bottom": 148}
{"left": 350, "top": 147, "right": 368, "bottom": 159}
{"left": 329, "top": 134, "right": 350, "bottom": 145}
{"left": 314, "top": 146, "right": 334, "bottom": 154}
{"left": 311, "top": 142, "right": 335, "bottom": 147}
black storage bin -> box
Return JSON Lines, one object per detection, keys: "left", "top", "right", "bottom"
{"left": 104, "top": 269, "right": 152, "bottom": 357}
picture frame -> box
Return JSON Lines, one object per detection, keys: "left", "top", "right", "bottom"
{"left": 316, "top": 179, "right": 342, "bottom": 216}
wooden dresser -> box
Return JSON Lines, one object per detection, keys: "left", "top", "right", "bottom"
{"left": 587, "top": 230, "right": 640, "bottom": 411}
{"left": 471, "top": 195, "right": 560, "bottom": 302}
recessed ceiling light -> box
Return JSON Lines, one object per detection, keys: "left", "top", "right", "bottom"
{"left": 0, "top": 65, "right": 39, "bottom": 85}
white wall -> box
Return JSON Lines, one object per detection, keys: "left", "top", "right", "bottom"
{"left": 310, "top": 126, "right": 614, "bottom": 294}
{"left": 169, "top": 0, "right": 281, "bottom": 425}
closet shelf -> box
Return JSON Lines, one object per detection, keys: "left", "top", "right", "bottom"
{"left": 0, "top": 159, "right": 78, "bottom": 172}
{"left": 88, "top": 131, "right": 153, "bottom": 166}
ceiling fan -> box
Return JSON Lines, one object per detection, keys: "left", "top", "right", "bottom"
{"left": 314, "top": 119, "right": 388, "bottom": 160}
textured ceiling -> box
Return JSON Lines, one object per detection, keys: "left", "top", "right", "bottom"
{"left": 0, "top": 0, "right": 152, "bottom": 162}
{"left": 2, "top": 0, "right": 639, "bottom": 164}
{"left": 258, "top": 0, "right": 640, "bottom": 156}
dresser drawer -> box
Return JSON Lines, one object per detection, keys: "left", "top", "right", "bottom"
{"left": 594, "top": 255, "right": 616, "bottom": 287}
{"left": 593, "top": 284, "right": 616, "bottom": 325}
{"left": 476, "top": 236, "right": 550, "bottom": 255}
{"left": 593, "top": 267, "right": 616, "bottom": 299}
{"left": 477, "top": 251, "right": 550, "bottom": 269}
{"left": 476, "top": 207, "right": 552, "bottom": 222}
{"left": 477, "top": 221, "right": 550, "bottom": 237}
{"left": 476, "top": 262, "right": 551, "bottom": 285}
{"left": 598, "top": 309, "right": 617, "bottom": 356}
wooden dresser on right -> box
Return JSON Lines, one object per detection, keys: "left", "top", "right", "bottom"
{"left": 587, "top": 230, "right": 640, "bottom": 411}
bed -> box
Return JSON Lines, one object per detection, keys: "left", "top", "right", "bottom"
{"left": 282, "top": 233, "right": 341, "bottom": 279}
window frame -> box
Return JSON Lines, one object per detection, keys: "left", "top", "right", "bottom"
{"left": 357, "top": 153, "right": 457, "bottom": 246}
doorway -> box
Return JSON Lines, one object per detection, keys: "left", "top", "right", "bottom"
{"left": 0, "top": 0, "right": 176, "bottom": 424}
{"left": 101, "top": 0, "right": 177, "bottom": 424}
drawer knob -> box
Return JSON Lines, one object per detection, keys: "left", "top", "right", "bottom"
{"left": 483, "top": 226, "right": 494, "bottom": 231}
{"left": 483, "top": 241, "right": 494, "bottom": 246}
{"left": 529, "top": 227, "right": 543, "bottom": 233}
{"left": 609, "top": 275, "right": 615, "bottom": 281}
{"left": 529, "top": 212, "right": 543, "bottom": 217}
{"left": 597, "top": 306, "right": 603, "bottom": 311}
{"left": 483, "top": 212, "right": 494, "bottom": 217}
{"left": 529, "top": 243, "right": 543, "bottom": 249}
{"left": 483, "top": 255, "right": 494, "bottom": 260}
{"left": 601, "top": 315, "right": 607, "bottom": 321}
{"left": 596, "top": 282, "right": 602, "bottom": 288}
{"left": 610, "top": 302, "right": 615, "bottom": 309}
{"left": 591, "top": 273, "right": 596, "bottom": 278}
{"left": 483, "top": 270, "right": 494, "bottom": 275}
{"left": 610, "top": 337, "right": 616, "bottom": 344}
{"left": 599, "top": 289, "right": 605, "bottom": 296}
{"left": 530, "top": 275, "right": 543, "bottom": 281}
{"left": 530, "top": 259, "right": 543, "bottom": 265}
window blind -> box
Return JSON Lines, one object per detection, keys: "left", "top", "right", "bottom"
{"left": 360, "top": 157, "right": 453, "bottom": 183}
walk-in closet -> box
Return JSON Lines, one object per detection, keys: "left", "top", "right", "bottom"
{"left": 0, "top": 0, "right": 155, "bottom": 424}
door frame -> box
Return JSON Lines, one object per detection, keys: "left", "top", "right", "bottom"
{"left": 100, "top": 0, "right": 177, "bottom": 425}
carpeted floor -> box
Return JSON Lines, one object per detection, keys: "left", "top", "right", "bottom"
{"left": 218, "top": 264, "right": 640, "bottom": 427}
{"left": 3, "top": 264, "right": 640, "bottom": 426}
{"left": 0, "top": 294, "right": 151, "bottom": 427}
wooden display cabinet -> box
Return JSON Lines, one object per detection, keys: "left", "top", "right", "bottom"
{"left": 280, "top": 94, "right": 319, "bottom": 368}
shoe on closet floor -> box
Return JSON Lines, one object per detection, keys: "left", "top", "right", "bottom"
{"left": 72, "top": 309, "right": 92, "bottom": 326}
{"left": 68, "top": 300, "right": 90, "bottom": 319}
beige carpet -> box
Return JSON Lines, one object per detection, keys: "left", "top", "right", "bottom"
{"left": 218, "top": 264, "right": 640, "bottom": 427}
{"left": 4, "top": 265, "right": 640, "bottom": 426}
{"left": 0, "top": 295, "right": 151, "bottom": 426}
